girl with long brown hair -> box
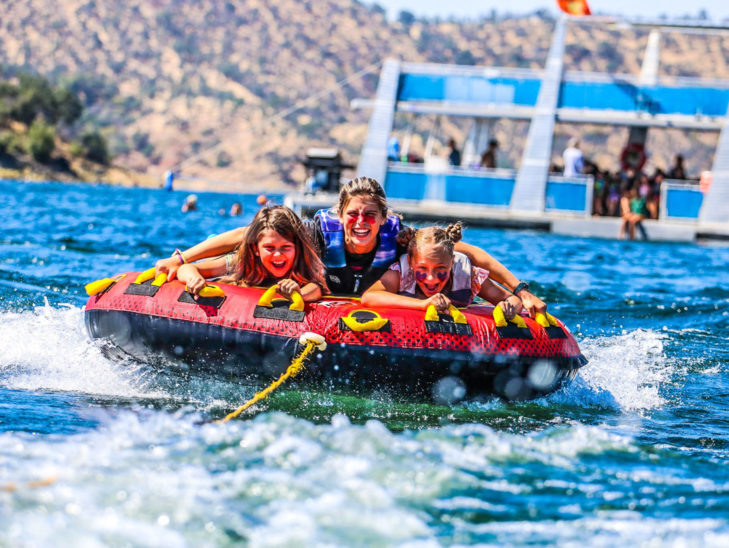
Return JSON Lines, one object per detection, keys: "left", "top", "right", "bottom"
{"left": 177, "top": 206, "right": 327, "bottom": 301}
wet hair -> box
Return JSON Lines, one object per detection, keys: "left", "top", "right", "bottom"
{"left": 336, "top": 177, "right": 388, "bottom": 218}
{"left": 398, "top": 222, "right": 463, "bottom": 260}
{"left": 231, "top": 206, "right": 328, "bottom": 291}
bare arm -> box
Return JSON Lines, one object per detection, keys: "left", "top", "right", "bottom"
{"left": 176, "top": 258, "right": 228, "bottom": 296}
{"left": 454, "top": 241, "right": 518, "bottom": 289}
{"left": 477, "top": 276, "right": 513, "bottom": 305}
{"left": 478, "top": 279, "right": 522, "bottom": 320}
{"left": 155, "top": 227, "right": 247, "bottom": 280}
{"left": 620, "top": 196, "right": 631, "bottom": 217}
{"left": 361, "top": 271, "right": 451, "bottom": 312}
{"left": 455, "top": 240, "right": 546, "bottom": 318}
{"left": 299, "top": 282, "right": 323, "bottom": 302}
{"left": 276, "top": 279, "right": 323, "bottom": 302}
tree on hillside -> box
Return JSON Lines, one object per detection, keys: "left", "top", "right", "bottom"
{"left": 0, "top": 72, "right": 110, "bottom": 166}
{"left": 0, "top": 73, "right": 84, "bottom": 127}
{"left": 16, "top": 74, "right": 59, "bottom": 124}
{"left": 398, "top": 10, "right": 415, "bottom": 27}
{"left": 81, "top": 131, "right": 110, "bottom": 165}
{"left": 28, "top": 119, "right": 55, "bottom": 163}
{"left": 54, "top": 88, "right": 83, "bottom": 125}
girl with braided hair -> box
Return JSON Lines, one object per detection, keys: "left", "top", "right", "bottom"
{"left": 362, "top": 222, "right": 522, "bottom": 317}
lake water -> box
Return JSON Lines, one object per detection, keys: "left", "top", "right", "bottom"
{"left": 1, "top": 179, "right": 728, "bottom": 546}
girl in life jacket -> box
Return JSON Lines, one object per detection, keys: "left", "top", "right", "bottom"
{"left": 176, "top": 206, "right": 328, "bottom": 302}
{"left": 362, "top": 222, "right": 522, "bottom": 318}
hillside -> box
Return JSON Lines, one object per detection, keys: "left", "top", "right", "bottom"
{"left": 2, "top": 0, "right": 728, "bottom": 189}
{"left": 0, "top": 72, "right": 156, "bottom": 186}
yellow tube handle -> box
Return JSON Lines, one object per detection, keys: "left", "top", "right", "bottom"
{"left": 134, "top": 268, "right": 156, "bottom": 284}
{"left": 187, "top": 284, "right": 225, "bottom": 298}
{"left": 85, "top": 274, "right": 125, "bottom": 296}
{"left": 85, "top": 278, "right": 114, "bottom": 296}
{"left": 134, "top": 268, "right": 167, "bottom": 286}
{"left": 493, "top": 305, "right": 528, "bottom": 328}
{"left": 151, "top": 273, "right": 168, "bottom": 287}
{"left": 535, "top": 312, "right": 560, "bottom": 328}
{"left": 341, "top": 316, "right": 389, "bottom": 332}
{"left": 257, "top": 285, "right": 304, "bottom": 312}
{"left": 425, "top": 304, "right": 467, "bottom": 324}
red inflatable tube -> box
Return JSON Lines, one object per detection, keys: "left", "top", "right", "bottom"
{"left": 84, "top": 272, "right": 588, "bottom": 402}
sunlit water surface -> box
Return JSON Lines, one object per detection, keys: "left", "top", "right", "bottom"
{"left": 1, "top": 180, "right": 728, "bottom": 546}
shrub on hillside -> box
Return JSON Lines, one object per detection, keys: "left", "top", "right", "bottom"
{"left": 68, "top": 141, "right": 84, "bottom": 158}
{"left": 216, "top": 151, "right": 232, "bottom": 167}
{"left": 62, "top": 74, "right": 118, "bottom": 105}
{"left": 0, "top": 132, "right": 11, "bottom": 154}
{"left": 0, "top": 73, "right": 86, "bottom": 127}
{"left": 398, "top": 10, "right": 415, "bottom": 26}
{"left": 81, "top": 131, "right": 110, "bottom": 165}
{"left": 28, "top": 120, "right": 55, "bottom": 163}
{"left": 455, "top": 50, "right": 477, "bottom": 66}
{"left": 0, "top": 131, "right": 23, "bottom": 156}
{"left": 54, "top": 88, "right": 84, "bottom": 125}
{"left": 131, "top": 132, "right": 154, "bottom": 156}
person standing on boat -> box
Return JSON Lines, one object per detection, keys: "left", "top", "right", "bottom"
{"left": 480, "top": 139, "right": 499, "bottom": 169}
{"left": 387, "top": 134, "right": 401, "bottom": 162}
{"left": 669, "top": 154, "right": 686, "bottom": 180}
{"left": 447, "top": 138, "right": 462, "bottom": 167}
{"left": 154, "top": 177, "right": 547, "bottom": 316}
{"left": 562, "top": 138, "right": 584, "bottom": 177}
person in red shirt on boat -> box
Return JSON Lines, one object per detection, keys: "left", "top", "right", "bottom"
{"left": 361, "top": 222, "right": 522, "bottom": 317}
{"left": 175, "top": 206, "right": 327, "bottom": 302}
{"left": 155, "top": 177, "right": 546, "bottom": 316}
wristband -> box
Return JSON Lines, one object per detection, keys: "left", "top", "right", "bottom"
{"left": 512, "top": 281, "right": 530, "bottom": 295}
{"left": 224, "top": 252, "right": 234, "bottom": 274}
{"left": 173, "top": 249, "right": 188, "bottom": 265}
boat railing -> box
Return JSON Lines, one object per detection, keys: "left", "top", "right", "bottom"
{"left": 659, "top": 179, "right": 704, "bottom": 222}
{"left": 544, "top": 174, "right": 594, "bottom": 217}
{"left": 383, "top": 162, "right": 593, "bottom": 216}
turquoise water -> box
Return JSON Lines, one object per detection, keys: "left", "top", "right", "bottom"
{"left": 1, "top": 179, "right": 729, "bottom": 546}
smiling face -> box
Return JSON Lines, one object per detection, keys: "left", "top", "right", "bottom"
{"left": 255, "top": 229, "right": 297, "bottom": 279}
{"left": 409, "top": 247, "right": 453, "bottom": 297}
{"left": 339, "top": 196, "right": 386, "bottom": 254}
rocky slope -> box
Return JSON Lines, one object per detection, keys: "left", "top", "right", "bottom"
{"left": 2, "top": 0, "right": 728, "bottom": 189}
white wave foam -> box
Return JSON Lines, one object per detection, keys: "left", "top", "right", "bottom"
{"left": 3, "top": 412, "right": 718, "bottom": 547}
{"left": 0, "top": 301, "right": 163, "bottom": 399}
{"left": 550, "top": 329, "right": 672, "bottom": 411}
{"left": 466, "top": 516, "right": 729, "bottom": 547}
{"left": 3, "top": 396, "right": 718, "bottom": 547}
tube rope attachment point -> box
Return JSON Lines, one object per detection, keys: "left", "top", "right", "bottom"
{"left": 216, "top": 332, "right": 327, "bottom": 423}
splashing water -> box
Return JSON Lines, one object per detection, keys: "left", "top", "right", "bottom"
{"left": 0, "top": 302, "right": 161, "bottom": 399}
{"left": 553, "top": 329, "right": 673, "bottom": 411}
{"left": 2, "top": 180, "right": 729, "bottom": 545}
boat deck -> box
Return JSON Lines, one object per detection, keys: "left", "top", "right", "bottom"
{"left": 284, "top": 192, "right": 729, "bottom": 244}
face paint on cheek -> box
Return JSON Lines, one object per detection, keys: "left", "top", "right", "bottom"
{"left": 436, "top": 271, "right": 449, "bottom": 282}
{"left": 414, "top": 271, "right": 428, "bottom": 283}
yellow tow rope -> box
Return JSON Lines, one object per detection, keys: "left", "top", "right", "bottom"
{"left": 216, "top": 332, "right": 327, "bottom": 423}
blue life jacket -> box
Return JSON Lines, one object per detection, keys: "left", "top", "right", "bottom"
{"left": 314, "top": 208, "right": 401, "bottom": 295}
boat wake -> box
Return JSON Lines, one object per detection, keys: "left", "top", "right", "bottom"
{"left": 0, "top": 302, "right": 162, "bottom": 399}
{"left": 550, "top": 328, "right": 673, "bottom": 411}
{"left": 0, "top": 303, "right": 677, "bottom": 419}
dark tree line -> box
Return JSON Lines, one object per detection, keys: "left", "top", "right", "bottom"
{"left": 0, "top": 72, "right": 109, "bottom": 165}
